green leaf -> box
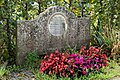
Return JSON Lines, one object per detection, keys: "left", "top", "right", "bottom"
{"left": 0, "top": 0, "right": 4, "bottom": 6}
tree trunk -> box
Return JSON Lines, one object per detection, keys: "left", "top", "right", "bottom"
{"left": 25, "top": 2, "right": 28, "bottom": 20}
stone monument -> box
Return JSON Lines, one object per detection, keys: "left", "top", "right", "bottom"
{"left": 17, "top": 6, "right": 90, "bottom": 65}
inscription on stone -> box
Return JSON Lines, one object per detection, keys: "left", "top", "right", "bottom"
{"left": 48, "top": 13, "right": 67, "bottom": 36}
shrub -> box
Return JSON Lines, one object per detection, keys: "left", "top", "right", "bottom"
{"left": 25, "top": 52, "right": 40, "bottom": 68}
{"left": 40, "top": 50, "right": 75, "bottom": 77}
{"left": 40, "top": 46, "right": 108, "bottom": 78}
{"left": 71, "top": 46, "right": 108, "bottom": 76}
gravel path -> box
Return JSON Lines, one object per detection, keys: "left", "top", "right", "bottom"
{"left": 8, "top": 69, "right": 35, "bottom": 80}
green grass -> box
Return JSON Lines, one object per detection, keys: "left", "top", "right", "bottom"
{"left": 0, "top": 66, "right": 9, "bottom": 80}
{"left": 0, "top": 67, "right": 8, "bottom": 77}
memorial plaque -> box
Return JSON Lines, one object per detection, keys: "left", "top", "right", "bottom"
{"left": 17, "top": 6, "right": 90, "bottom": 65}
{"left": 48, "top": 13, "right": 67, "bottom": 36}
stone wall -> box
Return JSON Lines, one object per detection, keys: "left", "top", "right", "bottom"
{"left": 17, "top": 6, "right": 90, "bottom": 65}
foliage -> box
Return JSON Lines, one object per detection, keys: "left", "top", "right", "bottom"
{"left": 0, "top": 0, "right": 17, "bottom": 64}
{"left": 7, "top": 64, "right": 22, "bottom": 72}
{"left": 25, "top": 52, "right": 40, "bottom": 68}
{"left": 0, "top": 67, "right": 8, "bottom": 77}
{"left": 26, "top": 52, "right": 39, "bottom": 63}
{"left": 88, "top": 0, "right": 120, "bottom": 47}
{"left": 40, "top": 46, "right": 108, "bottom": 78}
{"left": 110, "top": 41, "right": 120, "bottom": 62}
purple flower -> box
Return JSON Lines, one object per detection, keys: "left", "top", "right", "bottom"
{"left": 74, "top": 64, "right": 79, "bottom": 68}
{"left": 94, "top": 64, "right": 99, "bottom": 70}
{"left": 90, "top": 64, "right": 93, "bottom": 67}
{"left": 74, "top": 61, "right": 80, "bottom": 64}
{"left": 79, "top": 56, "right": 84, "bottom": 63}
{"left": 95, "top": 58, "right": 99, "bottom": 62}
{"left": 82, "top": 66, "right": 87, "bottom": 69}
{"left": 75, "top": 57, "right": 79, "bottom": 61}
{"left": 86, "top": 64, "right": 91, "bottom": 68}
{"left": 86, "top": 58, "right": 91, "bottom": 63}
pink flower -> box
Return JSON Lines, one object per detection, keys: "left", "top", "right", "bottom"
{"left": 55, "top": 49, "right": 59, "bottom": 53}
{"left": 95, "top": 58, "right": 99, "bottom": 62}
{"left": 82, "top": 70, "right": 87, "bottom": 75}
{"left": 82, "top": 66, "right": 87, "bottom": 69}
{"left": 79, "top": 56, "right": 84, "bottom": 63}
{"left": 94, "top": 64, "right": 99, "bottom": 70}
{"left": 50, "top": 53, "right": 54, "bottom": 59}
{"left": 44, "top": 55, "right": 48, "bottom": 59}
{"left": 75, "top": 57, "right": 79, "bottom": 61}
{"left": 62, "top": 56, "right": 66, "bottom": 61}
{"left": 70, "top": 69, "right": 74, "bottom": 74}
{"left": 74, "top": 61, "right": 80, "bottom": 64}
{"left": 69, "top": 54, "right": 78, "bottom": 58}
{"left": 86, "top": 58, "right": 91, "bottom": 63}
{"left": 64, "top": 65, "right": 68, "bottom": 68}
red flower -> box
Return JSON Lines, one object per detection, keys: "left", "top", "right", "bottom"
{"left": 59, "top": 68, "right": 63, "bottom": 72}
{"left": 70, "top": 69, "right": 74, "bottom": 74}
{"left": 66, "top": 74, "right": 68, "bottom": 77}
{"left": 82, "top": 70, "right": 87, "bottom": 75}
{"left": 62, "top": 72, "right": 65, "bottom": 76}
{"left": 50, "top": 53, "right": 54, "bottom": 59}
{"left": 49, "top": 71, "right": 52, "bottom": 74}
{"left": 39, "top": 46, "right": 108, "bottom": 77}
{"left": 44, "top": 55, "right": 48, "bottom": 59}
{"left": 54, "top": 57, "right": 59, "bottom": 61}
{"left": 64, "top": 65, "right": 68, "bottom": 68}
{"left": 79, "top": 46, "right": 86, "bottom": 54}
{"left": 62, "top": 56, "right": 66, "bottom": 61}
{"left": 55, "top": 49, "right": 59, "bottom": 53}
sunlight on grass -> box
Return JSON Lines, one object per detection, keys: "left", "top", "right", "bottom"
{"left": 0, "top": 67, "right": 8, "bottom": 77}
{"left": 0, "top": 67, "right": 9, "bottom": 80}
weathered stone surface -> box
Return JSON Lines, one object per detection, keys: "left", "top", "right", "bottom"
{"left": 17, "top": 6, "right": 90, "bottom": 65}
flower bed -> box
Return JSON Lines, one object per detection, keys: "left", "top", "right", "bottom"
{"left": 40, "top": 46, "right": 108, "bottom": 78}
